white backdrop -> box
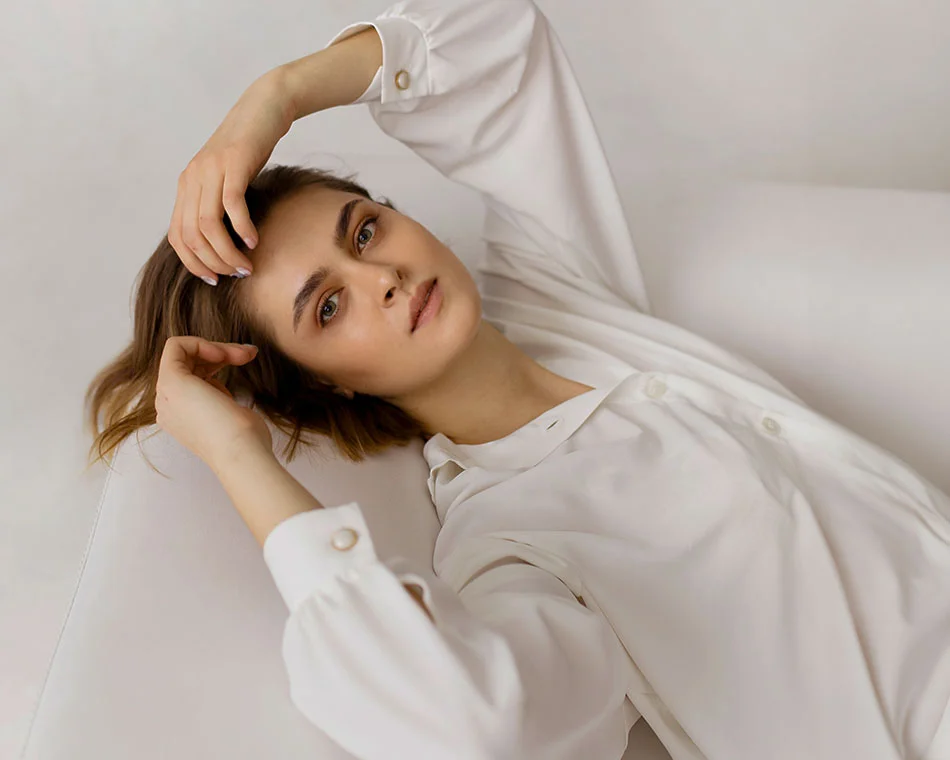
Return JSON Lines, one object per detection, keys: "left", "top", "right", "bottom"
{"left": 3, "top": 0, "right": 950, "bottom": 756}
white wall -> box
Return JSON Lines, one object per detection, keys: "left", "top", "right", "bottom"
{"left": 549, "top": 0, "right": 950, "bottom": 194}
{"left": 2, "top": 0, "right": 949, "bottom": 756}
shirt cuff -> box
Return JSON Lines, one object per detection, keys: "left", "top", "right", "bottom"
{"left": 323, "top": 15, "right": 431, "bottom": 105}
{"left": 354, "top": 65, "right": 382, "bottom": 104}
{"left": 262, "top": 502, "right": 380, "bottom": 614}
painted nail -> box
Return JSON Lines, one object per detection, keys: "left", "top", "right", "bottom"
{"left": 235, "top": 267, "right": 251, "bottom": 277}
{"left": 201, "top": 275, "right": 218, "bottom": 286}
{"left": 243, "top": 237, "right": 257, "bottom": 249}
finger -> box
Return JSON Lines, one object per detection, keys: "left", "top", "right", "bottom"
{"left": 181, "top": 177, "right": 231, "bottom": 278}
{"left": 170, "top": 226, "right": 219, "bottom": 284}
{"left": 168, "top": 178, "right": 219, "bottom": 283}
{"left": 190, "top": 340, "right": 258, "bottom": 373}
{"left": 160, "top": 336, "right": 212, "bottom": 379}
{"left": 195, "top": 344, "right": 258, "bottom": 379}
{"left": 175, "top": 240, "right": 218, "bottom": 284}
{"left": 198, "top": 170, "right": 253, "bottom": 276}
{"left": 222, "top": 169, "right": 258, "bottom": 255}
{"left": 161, "top": 337, "right": 256, "bottom": 380}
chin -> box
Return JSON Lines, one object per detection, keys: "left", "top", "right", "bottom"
{"left": 410, "top": 285, "right": 481, "bottom": 384}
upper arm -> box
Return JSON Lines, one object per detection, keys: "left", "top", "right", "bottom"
{"left": 473, "top": 6, "right": 653, "bottom": 316}
{"left": 325, "top": 0, "right": 652, "bottom": 316}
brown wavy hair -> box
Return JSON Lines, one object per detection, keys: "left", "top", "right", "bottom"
{"left": 84, "top": 164, "right": 429, "bottom": 475}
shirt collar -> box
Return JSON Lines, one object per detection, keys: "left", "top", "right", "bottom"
{"left": 423, "top": 365, "right": 638, "bottom": 473}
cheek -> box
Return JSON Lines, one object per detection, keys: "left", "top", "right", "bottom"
{"left": 328, "top": 331, "right": 398, "bottom": 384}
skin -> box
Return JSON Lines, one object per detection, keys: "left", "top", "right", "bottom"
{"left": 240, "top": 185, "right": 594, "bottom": 446}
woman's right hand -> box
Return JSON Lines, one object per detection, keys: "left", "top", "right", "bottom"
{"left": 155, "top": 336, "right": 273, "bottom": 475}
{"left": 167, "top": 70, "right": 297, "bottom": 284}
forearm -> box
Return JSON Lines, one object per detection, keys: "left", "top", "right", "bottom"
{"left": 276, "top": 26, "right": 383, "bottom": 121}
{"left": 213, "top": 442, "right": 434, "bottom": 622}
{"left": 214, "top": 442, "right": 324, "bottom": 549}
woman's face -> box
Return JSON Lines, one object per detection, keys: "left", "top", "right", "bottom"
{"left": 242, "top": 186, "right": 483, "bottom": 399}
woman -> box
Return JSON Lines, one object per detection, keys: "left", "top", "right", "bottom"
{"left": 85, "top": 0, "right": 950, "bottom": 758}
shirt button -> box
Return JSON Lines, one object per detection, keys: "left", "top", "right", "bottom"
{"left": 762, "top": 417, "right": 782, "bottom": 435}
{"left": 646, "top": 378, "right": 667, "bottom": 399}
{"left": 330, "top": 528, "right": 359, "bottom": 551}
{"left": 394, "top": 69, "right": 411, "bottom": 90}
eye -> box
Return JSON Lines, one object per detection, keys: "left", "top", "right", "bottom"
{"left": 316, "top": 216, "right": 379, "bottom": 328}
{"left": 355, "top": 216, "right": 377, "bottom": 251}
{"left": 317, "top": 291, "right": 341, "bottom": 327}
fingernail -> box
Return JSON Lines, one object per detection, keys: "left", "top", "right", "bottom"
{"left": 235, "top": 267, "right": 251, "bottom": 278}
{"left": 201, "top": 275, "right": 218, "bottom": 286}
{"left": 243, "top": 237, "right": 257, "bottom": 250}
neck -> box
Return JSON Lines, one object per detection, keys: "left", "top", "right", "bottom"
{"left": 390, "top": 320, "right": 591, "bottom": 446}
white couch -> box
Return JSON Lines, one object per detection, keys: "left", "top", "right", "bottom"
{"left": 19, "top": 178, "right": 950, "bottom": 760}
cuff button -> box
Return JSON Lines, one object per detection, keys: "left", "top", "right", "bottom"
{"left": 394, "top": 69, "right": 411, "bottom": 90}
{"left": 331, "top": 527, "right": 359, "bottom": 551}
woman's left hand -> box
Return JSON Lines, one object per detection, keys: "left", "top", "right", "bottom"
{"left": 155, "top": 336, "right": 273, "bottom": 474}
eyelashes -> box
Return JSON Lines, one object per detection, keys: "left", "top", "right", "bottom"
{"left": 316, "top": 215, "right": 379, "bottom": 328}
{"left": 355, "top": 215, "right": 378, "bottom": 250}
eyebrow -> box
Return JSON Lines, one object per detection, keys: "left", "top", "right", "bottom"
{"left": 292, "top": 198, "right": 363, "bottom": 333}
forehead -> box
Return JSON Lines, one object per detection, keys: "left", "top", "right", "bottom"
{"left": 250, "top": 186, "right": 364, "bottom": 282}
{"left": 258, "top": 185, "right": 353, "bottom": 252}
{"left": 243, "top": 187, "right": 358, "bottom": 328}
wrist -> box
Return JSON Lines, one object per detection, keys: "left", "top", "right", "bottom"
{"left": 257, "top": 67, "right": 300, "bottom": 133}
{"left": 212, "top": 441, "right": 326, "bottom": 549}
{"left": 211, "top": 435, "right": 275, "bottom": 481}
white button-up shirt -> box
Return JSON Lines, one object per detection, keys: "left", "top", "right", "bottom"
{"left": 262, "top": 1, "right": 950, "bottom": 758}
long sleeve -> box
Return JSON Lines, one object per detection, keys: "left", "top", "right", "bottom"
{"left": 262, "top": 502, "right": 634, "bottom": 759}
{"left": 324, "top": 0, "right": 652, "bottom": 316}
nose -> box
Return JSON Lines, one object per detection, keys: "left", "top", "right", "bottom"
{"left": 346, "top": 259, "right": 408, "bottom": 312}
{"left": 377, "top": 265, "right": 406, "bottom": 307}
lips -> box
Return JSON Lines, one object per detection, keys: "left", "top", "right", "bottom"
{"left": 410, "top": 278, "right": 436, "bottom": 332}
